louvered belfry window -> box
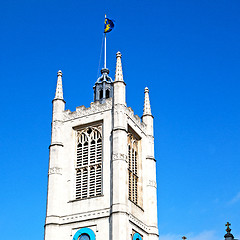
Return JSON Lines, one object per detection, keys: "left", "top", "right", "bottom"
{"left": 128, "top": 133, "right": 138, "bottom": 204}
{"left": 76, "top": 126, "right": 102, "bottom": 200}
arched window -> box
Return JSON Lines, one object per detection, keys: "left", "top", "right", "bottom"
{"left": 99, "top": 89, "right": 103, "bottom": 99}
{"left": 76, "top": 126, "right": 102, "bottom": 200}
{"left": 73, "top": 227, "right": 95, "bottom": 240}
{"left": 128, "top": 133, "right": 138, "bottom": 204}
{"left": 106, "top": 89, "right": 110, "bottom": 98}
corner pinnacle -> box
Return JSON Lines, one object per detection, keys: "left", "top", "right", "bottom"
{"left": 143, "top": 87, "right": 152, "bottom": 116}
{"left": 54, "top": 70, "right": 64, "bottom": 100}
{"left": 115, "top": 51, "right": 124, "bottom": 82}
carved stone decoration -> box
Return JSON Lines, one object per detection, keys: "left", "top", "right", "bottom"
{"left": 76, "top": 125, "right": 102, "bottom": 139}
{"left": 63, "top": 98, "right": 112, "bottom": 121}
{"left": 148, "top": 180, "right": 157, "bottom": 188}
{"left": 112, "top": 153, "right": 128, "bottom": 161}
{"left": 49, "top": 167, "right": 62, "bottom": 175}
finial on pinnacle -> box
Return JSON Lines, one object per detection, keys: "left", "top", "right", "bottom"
{"left": 116, "top": 51, "right": 122, "bottom": 58}
{"left": 57, "top": 70, "right": 62, "bottom": 77}
{"left": 144, "top": 87, "right": 149, "bottom": 93}
{"left": 182, "top": 236, "right": 187, "bottom": 240}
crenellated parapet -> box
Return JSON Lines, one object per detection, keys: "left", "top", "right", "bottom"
{"left": 125, "top": 106, "right": 147, "bottom": 132}
{"left": 63, "top": 98, "right": 112, "bottom": 121}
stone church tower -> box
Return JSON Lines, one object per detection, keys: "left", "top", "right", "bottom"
{"left": 44, "top": 52, "right": 159, "bottom": 240}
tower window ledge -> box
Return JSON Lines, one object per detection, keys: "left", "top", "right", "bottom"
{"left": 68, "top": 194, "right": 104, "bottom": 203}
{"left": 128, "top": 199, "right": 144, "bottom": 212}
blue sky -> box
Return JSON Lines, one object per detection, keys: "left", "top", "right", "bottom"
{"left": 0, "top": 0, "right": 239, "bottom": 239}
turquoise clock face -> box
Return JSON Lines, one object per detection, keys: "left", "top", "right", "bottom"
{"left": 133, "top": 233, "right": 142, "bottom": 240}
{"left": 79, "top": 234, "right": 90, "bottom": 240}
{"left": 73, "top": 227, "right": 95, "bottom": 240}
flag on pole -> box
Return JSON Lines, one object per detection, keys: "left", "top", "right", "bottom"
{"left": 104, "top": 18, "right": 114, "bottom": 33}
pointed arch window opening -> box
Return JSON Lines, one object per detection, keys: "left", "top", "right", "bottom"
{"left": 128, "top": 133, "right": 139, "bottom": 204}
{"left": 98, "top": 88, "right": 110, "bottom": 100}
{"left": 99, "top": 89, "right": 103, "bottom": 99}
{"left": 106, "top": 89, "right": 110, "bottom": 98}
{"left": 76, "top": 126, "right": 103, "bottom": 200}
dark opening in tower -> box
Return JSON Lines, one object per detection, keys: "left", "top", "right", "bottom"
{"left": 99, "top": 89, "right": 103, "bottom": 99}
{"left": 106, "top": 89, "right": 110, "bottom": 98}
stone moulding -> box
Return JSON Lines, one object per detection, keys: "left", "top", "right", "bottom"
{"left": 129, "top": 214, "right": 150, "bottom": 233}
{"left": 60, "top": 208, "right": 110, "bottom": 224}
{"left": 63, "top": 98, "right": 113, "bottom": 121}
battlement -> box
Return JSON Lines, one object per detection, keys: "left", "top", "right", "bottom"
{"left": 126, "top": 106, "right": 146, "bottom": 132}
{"left": 63, "top": 98, "right": 113, "bottom": 121}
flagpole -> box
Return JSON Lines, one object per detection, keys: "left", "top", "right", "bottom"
{"left": 104, "top": 33, "right": 106, "bottom": 68}
{"left": 104, "top": 14, "right": 107, "bottom": 69}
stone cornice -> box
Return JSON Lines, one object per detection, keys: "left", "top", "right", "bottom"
{"left": 113, "top": 80, "right": 126, "bottom": 86}
{"left": 49, "top": 142, "right": 64, "bottom": 148}
{"left": 59, "top": 208, "right": 111, "bottom": 225}
{"left": 112, "top": 127, "right": 127, "bottom": 133}
{"left": 141, "top": 114, "right": 154, "bottom": 119}
{"left": 146, "top": 156, "right": 156, "bottom": 162}
{"left": 52, "top": 98, "right": 66, "bottom": 104}
{"left": 129, "top": 214, "right": 149, "bottom": 233}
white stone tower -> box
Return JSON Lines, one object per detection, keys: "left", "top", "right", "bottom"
{"left": 44, "top": 52, "right": 159, "bottom": 240}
